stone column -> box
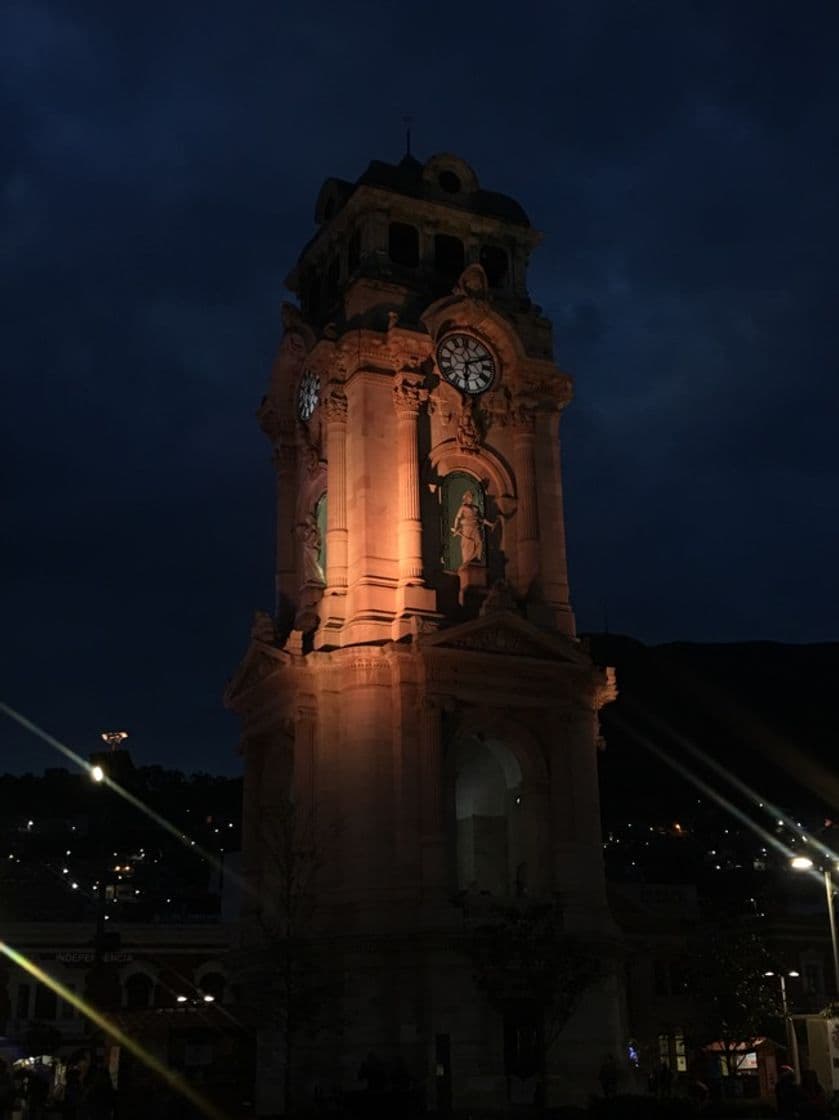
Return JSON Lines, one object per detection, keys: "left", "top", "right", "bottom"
{"left": 511, "top": 399, "right": 540, "bottom": 594}
{"left": 393, "top": 376, "right": 428, "bottom": 585}
{"left": 323, "top": 383, "right": 348, "bottom": 593}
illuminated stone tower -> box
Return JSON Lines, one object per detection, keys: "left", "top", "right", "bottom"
{"left": 226, "top": 153, "right": 621, "bottom": 1112}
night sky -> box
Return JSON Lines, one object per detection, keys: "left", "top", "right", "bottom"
{"left": 3, "top": 2, "right": 838, "bottom": 775}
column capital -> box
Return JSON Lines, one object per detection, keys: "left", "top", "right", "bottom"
{"left": 323, "top": 382, "right": 348, "bottom": 423}
{"left": 510, "top": 394, "right": 537, "bottom": 433}
{"left": 393, "top": 374, "right": 429, "bottom": 418}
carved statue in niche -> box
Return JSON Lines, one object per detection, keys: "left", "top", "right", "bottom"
{"left": 451, "top": 490, "right": 496, "bottom": 566}
{"left": 296, "top": 514, "right": 325, "bottom": 586}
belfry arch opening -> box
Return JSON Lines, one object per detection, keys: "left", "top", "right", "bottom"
{"left": 452, "top": 735, "right": 525, "bottom": 897}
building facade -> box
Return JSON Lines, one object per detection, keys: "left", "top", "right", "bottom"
{"left": 225, "top": 151, "right": 622, "bottom": 1111}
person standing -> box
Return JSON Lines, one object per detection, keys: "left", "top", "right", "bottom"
{"left": 775, "top": 1065, "right": 804, "bottom": 1119}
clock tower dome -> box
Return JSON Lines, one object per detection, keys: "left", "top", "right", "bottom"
{"left": 227, "top": 152, "right": 622, "bottom": 1113}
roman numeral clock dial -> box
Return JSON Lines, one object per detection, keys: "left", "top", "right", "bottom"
{"left": 436, "top": 333, "right": 497, "bottom": 395}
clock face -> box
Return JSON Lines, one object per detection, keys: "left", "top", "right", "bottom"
{"left": 297, "top": 370, "right": 320, "bottom": 421}
{"left": 436, "top": 333, "right": 497, "bottom": 395}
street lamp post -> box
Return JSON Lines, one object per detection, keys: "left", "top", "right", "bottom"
{"left": 765, "top": 971, "right": 800, "bottom": 1081}
{"left": 790, "top": 857, "right": 839, "bottom": 995}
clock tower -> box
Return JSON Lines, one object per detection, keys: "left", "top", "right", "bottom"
{"left": 226, "top": 152, "right": 622, "bottom": 1112}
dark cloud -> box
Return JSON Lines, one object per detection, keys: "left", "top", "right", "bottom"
{"left": 2, "top": 0, "right": 838, "bottom": 772}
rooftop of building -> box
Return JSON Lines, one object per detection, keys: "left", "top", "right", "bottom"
{"left": 313, "top": 151, "right": 532, "bottom": 229}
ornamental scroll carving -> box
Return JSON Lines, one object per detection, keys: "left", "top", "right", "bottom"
{"left": 455, "top": 397, "right": 483, "bottom": 454}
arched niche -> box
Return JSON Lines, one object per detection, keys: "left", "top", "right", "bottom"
{"left": 424, "top": 442, "right": 516, "bottom": 593}
{"left": 441, "top": 470, "right": 488, "bottom": 571}
{"left": 450, "top": 735, "right": 523, "bottom": 898}
{"left": 446, "top": 717, "right": 550, "bottom": 900}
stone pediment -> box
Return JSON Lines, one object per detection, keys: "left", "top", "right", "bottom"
{"left": 223, "top": 637, "right": 291, "bottom": 711}
{"left": 417, "top": 610, "right": 585, "bottom": 664}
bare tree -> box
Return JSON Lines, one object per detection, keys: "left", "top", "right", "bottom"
{"left": 465, "top": 900, "right": 603, "bottom": 1106}
{"left": 685, "top": 927, "right": 782, "bottom": 1094}
{"left": 252, "top": 799, "right": 342, "bottom": 1115}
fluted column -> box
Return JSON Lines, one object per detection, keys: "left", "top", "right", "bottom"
{"left": 393, "top": 375, "right": 428, "bottom": 585}
{"left": 511, "top": 398, "right": 540, "bottom": 594}
{"left": 323, "top": 383, "right": 348, "bottom": 593}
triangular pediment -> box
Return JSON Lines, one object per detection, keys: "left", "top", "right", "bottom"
{"left": 223, "top": 638, "right": 291, "bottom": 710}
{"left": 417, "top": 610, "right": 585, "bottom": 664}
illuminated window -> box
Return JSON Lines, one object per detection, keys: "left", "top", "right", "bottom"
{"left": 675, "top": 1030, "right": 686, "bottom": 1073}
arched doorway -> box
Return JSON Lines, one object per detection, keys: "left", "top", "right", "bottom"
{"left": 451, "top": 735, "right": 525, "bottom": 897}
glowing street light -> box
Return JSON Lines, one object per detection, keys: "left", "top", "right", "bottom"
{"left": 91, "top": 765, "right": 105, "bottom": 783}
{"left": 791, "top": 857, "right": 839, "bottom": 993}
